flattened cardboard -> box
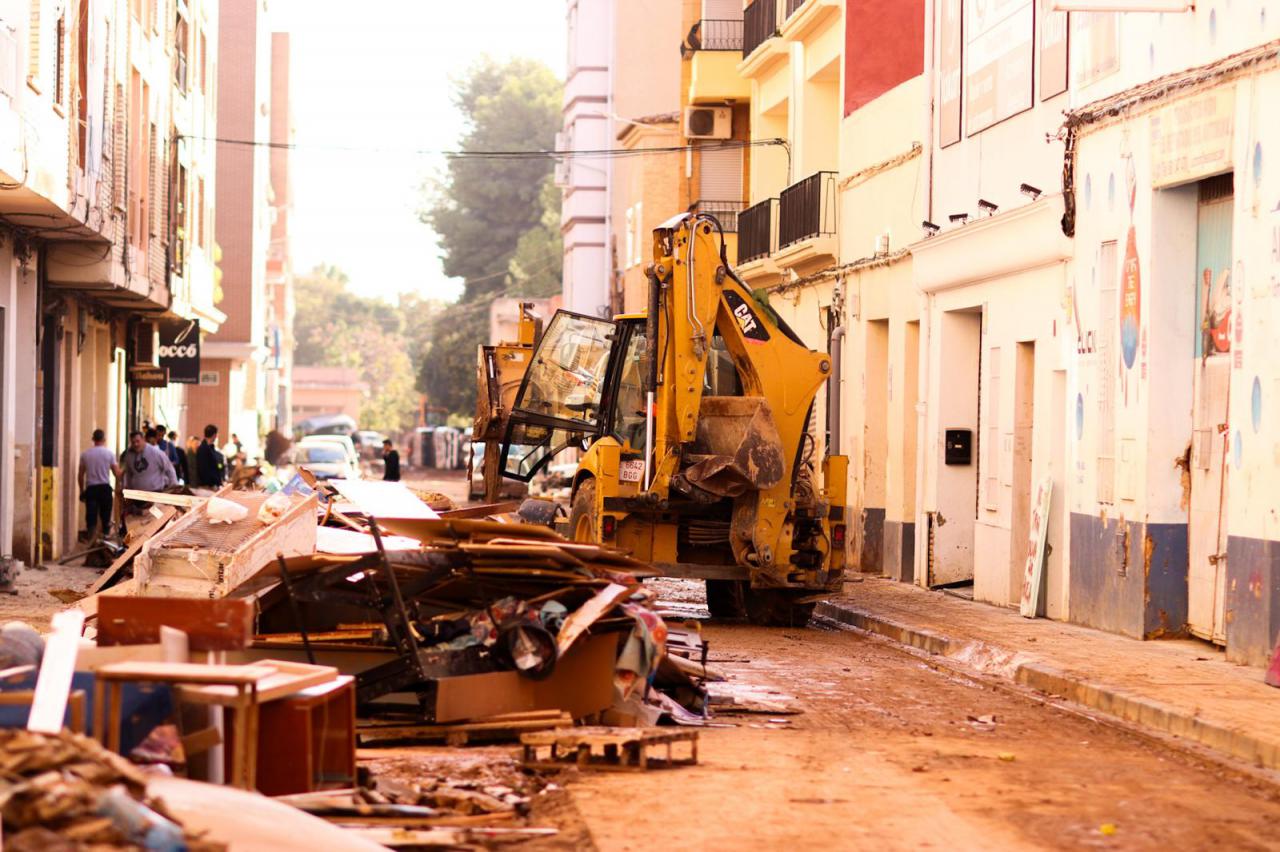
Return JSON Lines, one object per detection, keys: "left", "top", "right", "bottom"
{"left": 433, "top": 633, "right": 616, "bottom": 723}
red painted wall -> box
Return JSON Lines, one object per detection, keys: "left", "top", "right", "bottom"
{"left": 844, "top": 0, "right": 925, "bottom": 116}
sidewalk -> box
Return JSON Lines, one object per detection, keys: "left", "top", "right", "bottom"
{"left": 817, "top": 579, "right": 1280, "bottom": 771}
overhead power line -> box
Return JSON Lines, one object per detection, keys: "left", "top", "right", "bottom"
{"left": 174, "top": 134, "right": 789, "bottom": 161}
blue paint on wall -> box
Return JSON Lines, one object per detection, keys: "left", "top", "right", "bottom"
{"left": 1069, "top": 513, "right": 1189, "bottom": 639}
{"left": 1075, "top": 393, "right": 1084, "bottom": 440}
{"left": 1252, "top": 376, "right": 1263, "bottom": 432}
{"left": 1225, "top": 535, "right": 1280, "bottom": 666}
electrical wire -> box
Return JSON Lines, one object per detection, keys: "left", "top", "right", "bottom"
{"left": 174, "top": 133, "right": 789, "bottom": 161}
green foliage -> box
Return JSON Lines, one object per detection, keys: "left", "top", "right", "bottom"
{"left": 292, "top": 265, "right": 436, "bottom": 433}
{"left": 507, "top": 177, "right": 563, "bottom": 299}
{"left": 418, "top": 57, "right": 563, "bottom": 416}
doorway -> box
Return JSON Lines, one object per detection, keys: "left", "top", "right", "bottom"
{"left": 930, "top": 308, "right": 982, "bottom": 586}
{"left": 864, "top": 319, "right": 888, "bottom": 573}
{"left": 1008, "top": 341, "right": 1036, "bottom": 604}
{"left": 1187, "top": 173, "right": 1233, "bottom": 644}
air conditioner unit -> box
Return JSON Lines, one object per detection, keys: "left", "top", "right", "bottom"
{"left": 684, "top": 106, "right": 732, "bottom": 140}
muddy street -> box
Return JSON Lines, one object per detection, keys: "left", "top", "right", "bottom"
{"left": 555, "top": 596, "right": 1280, "bottom": 851}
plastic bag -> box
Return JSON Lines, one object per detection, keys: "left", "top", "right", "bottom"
{"left": 257, "top": 492, "right": 292, "bottom": 524}
{"left": 206, "top": 496, "right": 249, "bottom": 524}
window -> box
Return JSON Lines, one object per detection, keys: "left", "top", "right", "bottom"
{"left": 198, "top": 30, "right": 207, "bottom": 93}
{"left": 53, "top": 12, "right": 65, "bottom": 108}
{"left": 196, "top": 177, "right": 205, "bottom": 248}
{"left": 174, "top": 14, "right": 188, "bottom": 90}
{"left": 76, "top": 0, "right": 88, "bottom": 168}
{"left": 27, "top": 0, "right": 42, "bottom": 89}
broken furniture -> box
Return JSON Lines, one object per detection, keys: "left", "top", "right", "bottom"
{"left": 132, "top": 490, "right": 318, "bottom": 598}
{"left": 356, "top": 709, "right": 573, "bottom": 747}
{"left": 93, "top": 662, "right": 271, "bottom": 789}
{"left": 520, "top": 727, "right": 699, "bottom": 771}
{"left": 255, "top": 675, "right": 356, "bottom": 796}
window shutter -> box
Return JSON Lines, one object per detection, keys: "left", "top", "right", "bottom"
{"left": 698, "top": 145, "right": 742, "bottom": 202}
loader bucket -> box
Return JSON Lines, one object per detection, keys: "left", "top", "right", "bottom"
{"left": 682, "top": 396, "right": 785, "bottom": 497}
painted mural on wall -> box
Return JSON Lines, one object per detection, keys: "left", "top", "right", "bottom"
{"left": 1196, "top": 195, "right": 1233, "bottom": 360}
{"left": 1120, "top": 158, "right": 1141, "bottom": 376}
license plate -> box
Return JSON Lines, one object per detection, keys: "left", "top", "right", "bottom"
{"left": 619, "top": 459, "right": 644, "bottom": 482}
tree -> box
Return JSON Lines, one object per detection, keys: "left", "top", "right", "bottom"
{"left": 418, "top": 58, "right": 563, "bottom": 415}
{"left": 292, "top": 264, "right": 432, "bottom": 433}
{"left": 507, "top": 177, "right": 563, "bottom": 298}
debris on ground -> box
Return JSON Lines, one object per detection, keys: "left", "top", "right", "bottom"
{"left": 0, "top": 729, "right": 224, "bottom": 850}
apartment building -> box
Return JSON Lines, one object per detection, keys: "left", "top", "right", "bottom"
{"left": 185, "top": 0, "right": 277, "bottom": 460}
{"left": 559, "top": 0, "right": 611, "bottom": 317}
{"left": 0, "top": 0, "right": 224, "bottom": 562}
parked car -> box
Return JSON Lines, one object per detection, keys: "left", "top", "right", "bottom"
{"left": 299, "top": 434, "right": 359, "bottom": 466}
{"left": 352, "top": 430, "right": 386, "bottom": 461}
{"left": 281, "top": 443, "right": 360, "bottom": 481}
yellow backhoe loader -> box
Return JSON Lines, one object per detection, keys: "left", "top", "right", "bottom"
{"left": 498, "top": 213, "right": 847, "bottom": 624}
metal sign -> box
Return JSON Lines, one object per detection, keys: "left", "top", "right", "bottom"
{"left": 128, "top": 364, "right": 169, "bottom": 388}
{"left": 157, "top": 319, "right": 200, "bottom": 384}
{"left": 1019, "top": 476, "right": 1054, "bottom": 618}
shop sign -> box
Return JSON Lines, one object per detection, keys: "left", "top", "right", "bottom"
{"left": 157, "top": 319, "right": 200, "bottom": 384}
{"left": 129, "top": 365, "right": 169, "bottom": 388}
{"left": 965, "top": 0, "right": 1034, "bottom": 135}
{"left": 1150, "top": 87, "right": 1235, "bottom": 188}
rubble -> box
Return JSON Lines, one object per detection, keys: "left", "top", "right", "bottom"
{"left": 0, "top": 728, "right": 223, "bottom": 850}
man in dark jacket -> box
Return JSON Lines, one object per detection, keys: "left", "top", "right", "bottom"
{"left": 196, "top": 424, "right": 227, "bottom": 488}
{"left": 382, "top": 439, "right": 401, "bottom": 482}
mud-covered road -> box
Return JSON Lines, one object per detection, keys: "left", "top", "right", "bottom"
{"left": 561, "top": 600, "right": 1280, "bottom": 850}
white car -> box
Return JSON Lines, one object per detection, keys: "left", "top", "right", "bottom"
{"left": 294, "top": 436, "right": 361, "bottom": 480}
{"left": 299, "top": 434, "right": 359, "bottom": 464}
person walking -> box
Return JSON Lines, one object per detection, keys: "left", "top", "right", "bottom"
{"left": 165, "top": 430, "right": 189, "bottom": 483}
{"left": 196, "top": 424, "right": 227, "bottom": 488}
{"left": 78, "top": 429, "right": 120, "bottom": 543}
{"left": 382, "top": 439, "right": 401, "bottom": 482}
{"left": 155, "top": 425, "right": 187, "bottom": 484}
{"left": 117, "top": 430, "right": 178, "bottom": 527}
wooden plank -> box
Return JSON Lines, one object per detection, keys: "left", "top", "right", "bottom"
{"left": 1019, "top": 475, "right": 1054, "bottom": 618}
{"left": 179, "top": 660, "right": 339, "bottom": 703}
{"left": 95, "top": 661, "right": 277, "bottom": 685}
{"left": 28, "top": 609, "right": 86, "bottom": 733}
{"left": 84, "top": 506, "right": 178, "bottom": 597}
{"left": 98, "top": 597, "right": 255, "bottom": 651}
{"left": 122, "top": 490, "right": 206, "bottom": 507}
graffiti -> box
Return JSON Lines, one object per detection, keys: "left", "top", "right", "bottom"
{"left": 1200, "top": 267, "right": 1232, "bottom": 356}
{"left": 1076, "top": 330, "right": 1097, "bottom": 355}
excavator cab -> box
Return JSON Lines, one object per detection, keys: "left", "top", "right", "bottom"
{"left": 499, "top": 213, "right": 847, "bottom": 625}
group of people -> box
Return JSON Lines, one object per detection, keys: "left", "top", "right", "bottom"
{"left": 77, "top": 423, "right": 235, "bottom": 542}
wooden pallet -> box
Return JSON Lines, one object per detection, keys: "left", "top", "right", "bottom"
{"left": 520, "top": 727, "right": 698, "bottom": 772}
{"left": 356, "top": 709, "right": 572, "bottom": 747}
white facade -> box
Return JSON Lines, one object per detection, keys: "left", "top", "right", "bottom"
{"left": 560, "top": 0, "right": 611, "bottom": 317}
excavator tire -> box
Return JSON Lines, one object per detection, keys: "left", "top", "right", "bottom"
{"left": 705, "top": 579, "right": 748, "bottom": 619}
{"left": 568, "top": 479, "right": 597, "bottom": 542}
{"left": 744, "top": 589, "right": 817, "bottom": 627}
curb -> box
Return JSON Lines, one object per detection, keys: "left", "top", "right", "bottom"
{"left": 815, "top": 600, "right": 1280, "bottom": 771}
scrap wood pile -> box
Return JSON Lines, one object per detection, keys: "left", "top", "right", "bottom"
{"left": 67, "top": 476, "right": 715, "bottom": 731}
{"left": 0, "top": 729, "right": 223, "bottom": 851}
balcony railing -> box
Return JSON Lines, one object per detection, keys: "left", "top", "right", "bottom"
{"left": 738, "top": 198, "right": 779, "bottom": 263}
{"left": 779, "top": 171, "right": 837, "bottom": 249}
{"left": 684, "top": 18, "right": 744, "bottom": 54}
{"left": 693, "top": 200, "right": 747, "bottom": 233}
{"left": 743, "top": 0, "right": 778, "bottom": 58}
{"left": 786, "top": 0, "right": 806, "bottom": 19}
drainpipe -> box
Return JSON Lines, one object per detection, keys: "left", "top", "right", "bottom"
{"left": 921, "top": 0, "right": 936, "bottom": 222}
{"left": 912, "top": 292, "right": 934, "bottom": 586}
{"left": 828, "top": 322, "right": 845, "bottom": 455}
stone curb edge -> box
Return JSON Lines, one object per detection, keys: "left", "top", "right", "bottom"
{"left": 814, "top": 600, "right": 1280, "bottom": 771}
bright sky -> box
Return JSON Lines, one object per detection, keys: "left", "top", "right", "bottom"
{"left": 268, "top": 0, "right": 566, "bottom": 304}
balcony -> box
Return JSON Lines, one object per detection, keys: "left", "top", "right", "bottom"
{"left": 686, "top": 19, "right": 752, "bottom": 103}
{"left": 693, "top": 200, "right": 747, "bottom": 233}
{"left": 775, "top": 171, "right": 837, "bottom": 272}
{"left": 743, "top": 0, "right": 778, "bottom": 59}
{"left": 780, "top": 0, "right": 842, "bottom": 40}
{"left": 684, "top": 19, "right": 743, "bottom": 53}
{"left": 738, "top": 198, "right": 778, "bottom": 263}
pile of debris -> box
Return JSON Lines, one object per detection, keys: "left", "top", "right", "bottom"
{"left": 69, "top": 478, "right": 711, "bottom": 732}
{"left": 0, "top": 729, "right": 223, "bottom": 851}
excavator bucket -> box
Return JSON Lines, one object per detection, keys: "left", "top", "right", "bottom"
{"left": 682, "top": 396, "right": 785, "bottom": 498}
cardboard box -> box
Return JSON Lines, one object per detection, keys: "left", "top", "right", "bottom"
{"left": 432, "top": 633, "right": 617, "bottom": 723}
